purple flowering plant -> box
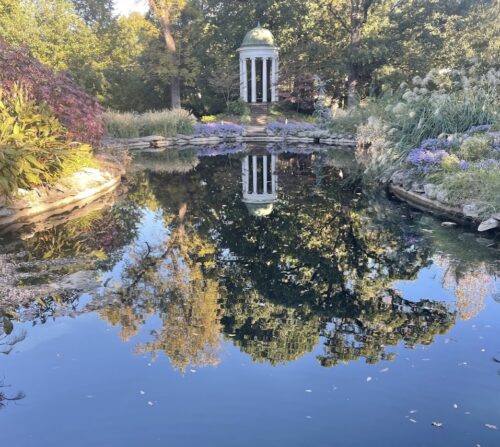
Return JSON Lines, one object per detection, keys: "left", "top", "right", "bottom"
{"left": 196, "top": 143, "right": 245, "bottom": 157}
{"left": 194, "top": 123, "right": 243, "bottom": 137}
{"left": 406, "top": 124, "right": 499, "bottom": 173}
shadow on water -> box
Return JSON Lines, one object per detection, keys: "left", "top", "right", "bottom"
{"left": 0, "top": 143, "right": 498, "bottom": 374}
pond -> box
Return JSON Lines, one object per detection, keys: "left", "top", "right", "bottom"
{"left": 1, "top": 144, "right": 499, "bottom": 446}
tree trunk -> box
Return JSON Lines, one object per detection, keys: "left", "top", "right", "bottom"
{"left": 347, "top": 16, "right": 362, "bottom": 108}
{"left": 161, "top": 19, "right": 181, "bottom": 109}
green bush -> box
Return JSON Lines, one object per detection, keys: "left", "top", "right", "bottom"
{"left": 456, "top": 134, "right": 494, "bottom": 161}
{"left": 355, "top": 68, "right": 500, "bottom": 180}
{"left": 438, "top": 166, "right": 500, "bottom": 216}
{"left": 385, "top": 69, "right": 499, "bottom": 158}
{"left": 0, "top": 86, "right": 95, "bottom": 195}
{"left": 227, "top": 99, "right": 250, "bottom": 117}
{"left": 104, "top": 109, "right": 196, "bottom": 138}
{"left": 329, "top": 96, "right": 392, "bottom": 134}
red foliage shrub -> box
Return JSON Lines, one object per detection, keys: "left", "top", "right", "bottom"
{"left": 0, "top": 39, "right": 104, "bottom": 146}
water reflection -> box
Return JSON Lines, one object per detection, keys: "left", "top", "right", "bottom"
{"left": 0, "top": 317, "right": 25, "bottom": 408}
{"left": 1, "top": 145, "right": 498, "bottom": 375}
{"left": 242, "top": 154, "right": 278, "bottom": 217}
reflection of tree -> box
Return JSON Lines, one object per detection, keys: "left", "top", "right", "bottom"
{"left": 136, "top": 152, "right": 456, "bottom": 367}
{"left": 4, "top": 150, "right": 471, "bottom": 374}
{"left": 19, "top": 197, "right": 142, "bottom": 263}
{"left": 0, "top": 316, "right": 26, "bottom": 408}
{"left": 439, "top": 259, "right": 496, "bottom": 321}
{"left": 100, "top": 203, "right": 222, "bottom": 373}
{"left": 318, "top": 292, "right": 454, "bottom": 367}
{"left": 222, "top": 287, "right": 322, "bottom": 365}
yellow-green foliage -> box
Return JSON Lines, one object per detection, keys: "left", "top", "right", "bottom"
{"left": 440, "top": 154, "right": 461, "bottom": 172}
{"left": 200, "top": 115, "right": 217, "bottom": 123}
{"left": 104, "top": 109, "right": 196, "bottom": 139}
{"left": 0, "top": 86, "right": 95, "bottom": 195}
{"left": 456, "top": 134, "right": 493, "bottom": 161}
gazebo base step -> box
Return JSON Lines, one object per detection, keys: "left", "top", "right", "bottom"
{"left": 249, "top": 103, "right": 271, "bottom": 125}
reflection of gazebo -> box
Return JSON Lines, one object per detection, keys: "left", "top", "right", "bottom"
{"left": 242, "top": 154, "right": 278, "bottom": 217}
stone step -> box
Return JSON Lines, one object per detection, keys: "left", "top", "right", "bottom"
{"left": 248, "top": 103, "right": 270, "bottom": 125}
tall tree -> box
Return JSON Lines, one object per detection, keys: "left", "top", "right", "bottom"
{"left": 148, "top": 0, "right": 188, "bottom": 108}
{"left": 321, "top": 0, "right": 387, "bottom": 107}
{"left": 70, "top": 0, "right": 115, "bottom": 28}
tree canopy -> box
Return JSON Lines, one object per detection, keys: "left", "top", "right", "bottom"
{"left": 0, "top": 0, "right": 497, "bottom": 113}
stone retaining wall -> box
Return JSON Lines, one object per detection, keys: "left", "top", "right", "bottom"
{"left": 389, "top": 179, "right": 500, "bottom": 232}
{"left": 104, "top": 131, "right": 357, "bottom": 151}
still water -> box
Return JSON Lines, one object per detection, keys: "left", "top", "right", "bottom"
{"left": 1, "top": 145, "right": 499, "bottom": 446}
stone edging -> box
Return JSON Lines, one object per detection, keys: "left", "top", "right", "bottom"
{"left": 389, "top": 183, "right": 479, "bottom": 227}
{"left": 104, "top": 134, "right": 357, "bottom": 151}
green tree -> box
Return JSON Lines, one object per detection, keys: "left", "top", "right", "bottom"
{"left": 148, "top": 0, "right": 189, "bottom": 108}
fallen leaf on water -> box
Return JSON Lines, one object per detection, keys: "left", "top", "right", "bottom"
{"left": 432, "top": 422, "right": 443, "bottom": 428}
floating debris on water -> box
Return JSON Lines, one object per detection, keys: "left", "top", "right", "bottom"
{"left": 485, "top": 424, "right": 498, "bottom": 430}
{"left": 432, "top": 422, "right": 443, "bottom": 428}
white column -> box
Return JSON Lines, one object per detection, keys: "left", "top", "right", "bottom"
{"left": 242, "top": 59, "right": 248, "bottom": 102}
{"left": 252, "top": 156, "right": 258, "bottom": 193}
{"left": 263, "top": 156, "right": 268, "bottom": 194}
{"left": 239, "top": 59, "right": 244, "bottom": 100}
{"left": 271, "top": 155, "right": 277, "bottom": 194}
{"left": 262, "top": 58, "right": 268, "bottom": 103}
{"left": 275, "top": 57, "right": 279, "bottom": 100}
{"left": 271, "top": 57, "right": 276, "bottom": 102}
{"left": 242, "top": 156, "right": 249, "bottom": 194}
{"left": 251, "top": 57, "right": 257, "bottom": 103}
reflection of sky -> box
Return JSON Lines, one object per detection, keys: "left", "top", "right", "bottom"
{"left": 3, "top": 266, "right": 500, "bottom": 447}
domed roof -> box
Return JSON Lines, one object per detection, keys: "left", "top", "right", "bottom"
{"left": 244, "top": 202, "right": 274, "bottom": 217}
{"left": 241, "top": 24, "right": 275, "bottom": 48}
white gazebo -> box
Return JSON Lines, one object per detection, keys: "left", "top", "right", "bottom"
{"left": 242, "top": 154, "right": 278, "bottom": 217}
{"left": 238, "top": 24, "right": 279, "bottom": 104}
